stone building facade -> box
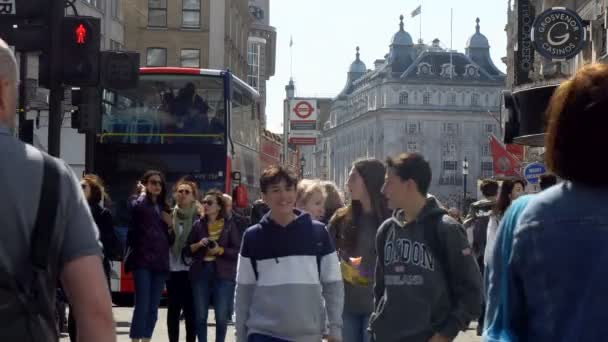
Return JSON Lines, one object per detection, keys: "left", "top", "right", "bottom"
{"left": 323, "top": 16, "right": 506, "bottom": 208}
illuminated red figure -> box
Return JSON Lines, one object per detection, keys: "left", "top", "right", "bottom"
{"left": 75, "top": 24, "right": 87, "bottom": 44}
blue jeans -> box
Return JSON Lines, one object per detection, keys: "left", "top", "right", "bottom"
{"left": 191, "top": 262, "right": 235, "bottom": 342}
{"left": 343, "top": 312, "right": 371, "bottom": 342}
{"left": 130, "top": 268, "right": 168, "bottom": 339}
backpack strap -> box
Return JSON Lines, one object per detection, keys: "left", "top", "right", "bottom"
{"left": 31, "top": 153, "right": 61, "bottom": 269}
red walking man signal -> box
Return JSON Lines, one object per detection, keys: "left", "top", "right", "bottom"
{"left": 75, "top": 24, "right": 87, "bottom": 44}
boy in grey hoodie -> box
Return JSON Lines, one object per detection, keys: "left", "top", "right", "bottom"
{"left": 370, "top": 153, "right": 482, "bottom": 342}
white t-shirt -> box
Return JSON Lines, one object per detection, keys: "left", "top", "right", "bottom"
{"left": 484, "top": 215, "right": 500, "bottom": 265}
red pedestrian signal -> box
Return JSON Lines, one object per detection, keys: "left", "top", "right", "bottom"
{"left": 75, "top": 24, "right": 87, "bottom": 44}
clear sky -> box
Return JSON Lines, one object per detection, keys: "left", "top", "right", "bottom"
{"left": 265, "top": 0, "right": 509, "bottom": 133}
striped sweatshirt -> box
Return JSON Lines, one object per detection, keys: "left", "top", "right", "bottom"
{"left": 235, "top": 210, "right": 344, "bottom": 342}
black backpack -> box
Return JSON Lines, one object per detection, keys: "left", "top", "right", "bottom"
{"left": 464, "top": 202, "right": 493, "bottom": 261}
{"left": 0, "top": 152, "right": 62, "bottom": 341}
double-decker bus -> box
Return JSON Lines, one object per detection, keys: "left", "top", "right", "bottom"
{"left": 89, "top": 68, "right": 261, "bottom": 301}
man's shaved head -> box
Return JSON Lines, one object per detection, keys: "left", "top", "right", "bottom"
{"left": 0, "top": 38, "right": 18, "bottom": 82}
{"left": 0, "top": 38, "right": 18, "bottom": 128}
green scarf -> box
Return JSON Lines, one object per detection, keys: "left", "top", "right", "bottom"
{"left": 172, "top": 205, "right": 197, "bottom": 257}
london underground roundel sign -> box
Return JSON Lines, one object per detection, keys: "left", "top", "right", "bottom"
{"left": 293, "top": 101, "right": 314, "bottom": 119}
{"left": 531, "top": 7, "right": 586, "bottom": 61}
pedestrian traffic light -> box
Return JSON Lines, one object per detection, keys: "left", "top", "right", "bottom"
{"left": 61, "top": 16, "right": 100, "bottom": 86}
{"left": 71, "top": 87, "right": 101, "bottom": 133}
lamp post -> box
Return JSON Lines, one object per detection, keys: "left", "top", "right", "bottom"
{"left": 300, "top": 156, "right": 306, "bottom": 179}
{"left": 462, "top": 157, "right": 469, "bottom": 212}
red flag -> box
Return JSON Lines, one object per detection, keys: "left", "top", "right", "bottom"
{"left": 489, "top": 134, "right": 521, "bottom": 177}
{"left": 506, "top": 144, "right": 525, "bottom": 161}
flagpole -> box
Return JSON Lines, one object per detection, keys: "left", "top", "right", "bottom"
{"left": 450, "top": 8, "right": 453, "bottom": 79}
{"left": 289, "top": 35, "right": 293, "bottom": 79}
{"left": 419, "top": 1, "right": 423, "bottom": 43}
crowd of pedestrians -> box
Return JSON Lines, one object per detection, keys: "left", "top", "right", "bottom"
{"left": 2, "top": 37, "right": 608, "bottom": 342}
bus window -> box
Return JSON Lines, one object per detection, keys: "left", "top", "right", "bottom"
{"left": 100, "top": 74, "right": 225, "bottom": 144}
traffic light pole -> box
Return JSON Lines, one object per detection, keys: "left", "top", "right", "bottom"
{"left": 47, "top": 0, "right": 65, "bottom": 157}
{"left": 17, "top": 52, "right": 33, "bottom": 144}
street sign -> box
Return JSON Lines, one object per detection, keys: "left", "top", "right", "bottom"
{"left": 523, "top": 162, "right": 546, "bottom": 184}
{"left": 531, "top": 7, "right": 586, "bottom": 61}
{"left": 0, "top": 0, "right": 16, "bottom": 14}
{"left": 289, "top": 99, "right": 318, "bottom": 145}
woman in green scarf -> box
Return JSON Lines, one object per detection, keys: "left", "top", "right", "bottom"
{"left": 166, "top": 179, "right": 199, "bottom": 342}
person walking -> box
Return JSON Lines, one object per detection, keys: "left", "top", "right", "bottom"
{"left": 166, "top": 179, "right": 199, "bottom": 342}
{"left": 0, "top": 37, "right": 115, "bottom": 342}
{"left": 185, "top": 190, "right": 241, "bottom": 342}
{"left": 329, "top": 159, "right": 389, "bottom": 342}
{"left": 371, "top": 153, "right": 482, "bottom": 342}
{"left": 128, "top": 170, "right": 173, "bottom": 342}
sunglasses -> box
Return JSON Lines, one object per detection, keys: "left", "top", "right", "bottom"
{"left": 148, "top": 180, "right": 162, "bottom": 186}
{"left": 202, "top": 200, "right": 215, "bottom": 206}
{"left": 177, "top": 189, "right": 191, "bottom": 195}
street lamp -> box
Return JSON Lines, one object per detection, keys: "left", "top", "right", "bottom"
{"left": 462, "top": 157, "right": 469, "bottom": 212}
{"left": 300, "top": 156, "right": 306, "bottom": 179}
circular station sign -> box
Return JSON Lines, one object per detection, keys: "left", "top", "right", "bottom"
{"left": 293, "top": 101, "right": 315, "bottom": 119}
{"left": 531, "top": 7, "right": 586, "bottom": 61}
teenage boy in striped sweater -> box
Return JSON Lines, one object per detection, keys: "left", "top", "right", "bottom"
{"left": 235, "top": 166, "right": 344, "bottom": 342}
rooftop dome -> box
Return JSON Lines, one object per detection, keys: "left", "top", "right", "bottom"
{"left": 466, "top": 18, "right": 490, "bottom": 49}
{"left": 349, "top": 46, "right": 367, "bottom": 73}
{"left": 391, "top": 15, "right": 414, "bottom": 46}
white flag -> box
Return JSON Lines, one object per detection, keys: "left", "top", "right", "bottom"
{"left": 411, "top": 5, "right": 421, "bottom": 18}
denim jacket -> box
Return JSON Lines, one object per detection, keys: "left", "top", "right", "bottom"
{"left": 484, "top": 182, "right": 608, "bottom": 342}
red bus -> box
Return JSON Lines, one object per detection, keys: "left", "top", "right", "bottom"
{"left": 87, "top": 68, "right": 261, "bottom": 302}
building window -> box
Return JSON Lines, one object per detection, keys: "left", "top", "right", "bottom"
{"left": 84, "top": 0, "right": 103, "bottom": 10}
{"left": 471, "top": 93, "right": 480, "bottom": 106}
{"left": 443, "top": 160, "right": 458, "bottom": 171}
{"left": 146, "top": 48, "right": 167, "bottom": 66}
{"left": 407, "top": 141, "right": 418, "bottom": 152}
{"left": 443, "top": 142, "right": 457, "bottom": 156}
{"left": 399, "top": 92, "right": 408, "bottom": 105}
{"left": 485, "top": 124, "right": 495, "bottom": 133}
{"left": 423, "top": 92, "right": 431, "bottom": 105}
{"left": 180, "top": 49, "right": 200, "bottom": 67}
{"left": 109, "top": 40, "right": 124, "bottom": 51}
{"left": 148, "top": 0, "right": 167, "bottom": 27}
{"left": 408, "top": 123, "right": 419, "bottom": 134}
{"left": 482, "top": 144, "right": 490, "bottom": 156}
{"left": 443, "top": 123, "right": 458, "bottom": 135}
{"left": 247, "top": 42, "right": 261, "bottom": 90}
{"left": 111, "top": 0, "right": 121, "bottom": 18}
{"left": 448, "top": 93, "right": 456, "bottom": 105}
{"left": 182, "top": 0, "right": 201, "bottom": 28}
{"left": 482, "top": 161, "right": 494, "bottom": 178}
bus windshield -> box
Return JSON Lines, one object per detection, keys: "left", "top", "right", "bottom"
{"left": 100, "top": 74, "right": 225, "bottom": 144}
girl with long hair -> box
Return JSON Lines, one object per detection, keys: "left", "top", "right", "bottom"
{"left": 329, "top": 159, "right": 390, "bottom": 342}
{"left": 321, "top": 180, "right": 345, "bottom": 224}
{"left": 185, "top": 189, "right": 241, "bottom": 342}
{"left": 128, "top": 170, "right": 173, "bottom": 342}
{"left": 166, "top": 179, "right": 199, "bottom": 342}
{"left": 485, "top": 179, "right": 526, "bottom": 264}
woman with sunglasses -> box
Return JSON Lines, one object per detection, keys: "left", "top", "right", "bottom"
{"left": 166, "top": 179, "right": 199, "bottom": 342}
{"left": 185, "top": 189, "right": 241, "bottom": 342}
{"left": 128, "top": 170, "right": 174, "bottom": 342}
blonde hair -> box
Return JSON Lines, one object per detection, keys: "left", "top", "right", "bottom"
{"left": 296, "top": 179, "right": 326, "bottom": 208}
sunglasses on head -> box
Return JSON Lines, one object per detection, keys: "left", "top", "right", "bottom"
{"left": 177, "top": 189, "right": 191, "bottom": 195}
{"left": 202, "top": 200, "right": 215, "bottom": 206}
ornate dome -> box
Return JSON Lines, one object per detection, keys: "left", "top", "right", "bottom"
{"left": 466, "top": 18, "right": 490, "bottom": 49}
{"left": 391, "top": 15, "right": 414, "bottom": 46}
{"left": 349, "top": 47, "right": 367, "bottom": 73}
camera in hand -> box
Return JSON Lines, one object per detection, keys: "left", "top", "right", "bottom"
{"left": 208, "top": 240, "right": 218, "bottom": 249}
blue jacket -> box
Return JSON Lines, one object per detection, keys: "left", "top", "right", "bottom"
{"left": 484, "top": 182, "right": 608, "bottom": 341}
{"left": 129, "top": 194, "right": 171, "bottom": 272}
